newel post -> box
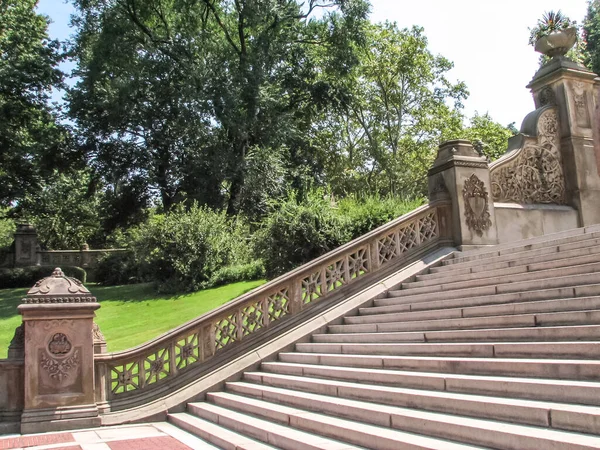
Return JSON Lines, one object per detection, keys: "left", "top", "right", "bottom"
{"left": 18, "top": 268, "right": 102, "bottom": 433}
{"left": 428, "top": 140, "right": 499, "bottom": 250}
{"left": 527, "top": 58, "right": 600, "bottom": 226}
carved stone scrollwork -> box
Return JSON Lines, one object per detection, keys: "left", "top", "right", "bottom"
{"left": 40, "top": 350, "right": 79, "bottom": 383}
{"left": 463, "top": 174, "right": 492, "bottom": 237}
{"left": 490, "top": 108, "right": 566, "bottom": 204}
{"left": 92, "top": 322, "right": 105, "bottom": 342}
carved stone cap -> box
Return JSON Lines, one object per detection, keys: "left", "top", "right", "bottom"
{"left": 429, "top": 140, "right": 488, "bottom": 176}
{"left": 21, "top": 268, "right": 97, "bottom": 304}
{"left": 15, "top": 223, "right": 37, "bottom": 235}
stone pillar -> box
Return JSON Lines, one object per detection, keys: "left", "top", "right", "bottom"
{"left": 18, "top": 268, "right": 101, "bottom": 433}
{"left": 528, "top": 58, "right": 600, "bottom": 226}
{"left": 428, "top": 140, "right": 498, "bottom": 250}
{"left": 13, "top": 224, "right": 39, "bottom": 267}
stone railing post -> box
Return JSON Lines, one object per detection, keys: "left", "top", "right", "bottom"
{"left": 428, "top": 140, "right": 498, "bottom": 250}
{"left": 18, "top": 268, "right": 102, "bottom": 433}
{"left": 528, "top": 57, "right": 600, "bottom": 226}
{"left": 14, "top": 224, "right": 39, "bottom": 267}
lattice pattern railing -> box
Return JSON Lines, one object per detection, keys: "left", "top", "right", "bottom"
{"left": 95, "top": 201, "right": 451, "bottom": 401}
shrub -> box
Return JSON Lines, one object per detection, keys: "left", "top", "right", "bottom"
{"left": 254, "top": 191, "right": 351, "bottom": 278}
{"left": 95, "top": 251, "right": 139, "bottom": 286}
{"left": 0, "top": 266, "right": 86, "bottom": 289}
{"left": 337, "top": 195, "right": 424, "bottom": 239}
{"left": 206, "top": 260, "right": 266, "bottom": 288}
{"left": 130, "top": 204, "right": 253, "bottom": 293}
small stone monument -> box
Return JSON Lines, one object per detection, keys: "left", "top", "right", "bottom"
{"left": 18, "top": 268, "right": 101, "bottom": 433}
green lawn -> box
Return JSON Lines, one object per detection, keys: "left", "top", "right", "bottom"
{"left": 0, "top": 280, "right": 265, "bottom": 358}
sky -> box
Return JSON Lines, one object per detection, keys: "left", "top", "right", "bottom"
{"left": 38, "top": 0, "right": 589, "bottom": 128}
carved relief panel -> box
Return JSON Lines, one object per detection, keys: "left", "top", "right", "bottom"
{"left": 38, "top": 331, "right": 82, "bottom": 395}
{"left": 490, "top": 108, "right": 566, "bottom": 204}
{"left": 572, "top": 81, "right": 591, "bottom": 129}
{"left": 462, "top": 174, "right": 492, "bottom": 237}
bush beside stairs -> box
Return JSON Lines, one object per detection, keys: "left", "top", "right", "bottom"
{"left": 169, "top": 226, "right": 600, "bottom": 449}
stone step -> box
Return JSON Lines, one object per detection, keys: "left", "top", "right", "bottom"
{"left": 207, "top": 390, "right": 600, "bottom": 450}
{"left": 227, "top": 379, "right": 600, "bottom": 434}
{"left": 276, "top": 353, "right": 600, "bottom": 380}
{"left": 407, "top": 248, "right": 600, "bottom": 289}
{"left": 378, "top": 272, "right": 600, "bottom": 306}
{"left": 190, "top": 399, "right": 478, "bottom": 450}
{"left": 359, "top": 295, "right": 600, "bottom": 320}
{"left": 186, "top": 402, "right": 362, "bottom": 450}
{"left": 431, "top": 235, "right": 600, "bottom": 276}
{"left": 314, "top": 324, "right": 600, "bottom": 344}
{"left": 335, "top": 309, "right": 600, "bottom": 334}
{"left": 254, "top": 365, "right": 600, "bottom": 406}
{"left": 389, "top": 262, "right": 600, "bottom": 298}
{"left": 419, "top": 242, "right": 600, "bottom": 282}
{"left": 440, "top": 230, "right": 600, "bottom": 268}
{"left": 376, "top": 284, "right": 600, "bottom": 314}
{"left": 168, "top": 412, "right": 278, "bottom": 450}
{"left": 294, "top": 341, "right": 600, "bottom": 359}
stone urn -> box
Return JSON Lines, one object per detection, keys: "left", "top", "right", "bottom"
{"left": 534, "top": 27, "right": 577, "bottom": 57}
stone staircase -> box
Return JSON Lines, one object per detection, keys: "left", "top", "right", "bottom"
{"left": 168, "top": 228, "right": 600, "bottom": 449}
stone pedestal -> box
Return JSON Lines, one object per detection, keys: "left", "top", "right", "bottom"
{"left": 14, "top": 224, "right": 39, "bottom": 267}
{"left": 528, "top": 58, "right": 600, "bottom": 226}
{"left": 428, "top": 140, "right": 498, "bottom": 250}
{"left": 18, "top": 268, "right": 101, "bottom": 433}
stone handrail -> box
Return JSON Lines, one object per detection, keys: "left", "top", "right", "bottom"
{"left": 94, "top": 201, "right": 452, "bottom": 407}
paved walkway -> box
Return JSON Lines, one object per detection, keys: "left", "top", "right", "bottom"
{"left": 0, "top": 423, "right": 218, "bottom": 450}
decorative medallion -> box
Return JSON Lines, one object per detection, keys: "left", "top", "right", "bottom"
{"left": 490, "top": 108, "right": 566, "bottom": 204}
{"left": 48, "top": 333, "right": 72, "bottom": 355}
{"left": 538, "top": 86, "right": 556, "bottom": 107}
{"left": 463, "top": 174, "right": 492, "bottom": 237}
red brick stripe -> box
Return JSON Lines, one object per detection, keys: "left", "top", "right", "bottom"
{"left": 108, "top": 436, "right": 192, "bottom": 450}
{"left": 0, "top": 433, "right": 75, "bottom": 449}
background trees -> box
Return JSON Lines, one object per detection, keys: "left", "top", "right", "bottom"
{"left": 0, "top": 0, "right": 73, "bottom": 207}
{"left": 1, "top": 0, "right": 521, "bottom": 289}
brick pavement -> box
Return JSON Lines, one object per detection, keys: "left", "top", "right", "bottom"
{"left": 108, "top": 436, "right": 191, "bottom": 450}
{"left": 0, "top": 433, "right": 74, "bottom": 449}
{"left": 0, "top": 423, "right": 210, "bottom": 450}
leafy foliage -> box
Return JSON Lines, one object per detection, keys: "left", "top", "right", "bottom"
{"left": 316, "top": 23, "right": 467, "bottom": 199}
{"left": 127, "top": 204, "right": 254, "bottom": 292}
{"left": 338, "top": 195, "right": 423, "bottom": 239}
{"left": 20, "top": 170, "right": 102, "bottom": 249}
{"left": 254, "top": 191, "right": 351, "bottom": 278}
{"left": 0, "top": 0, "right": 74, "bottom": 207}
{"left": 529, "top": 10, "right": 577, "bottom": 46}
{"left": 0, "top": 266, "right": 86, "bottom": 289}
{"left": 585, "top": 1, "right": 600, "bottom": 74}
{"left": 462, "top": 113, "right": 516, "bottom": 161}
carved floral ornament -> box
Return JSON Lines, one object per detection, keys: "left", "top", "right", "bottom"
{"left": 40, "top": 332, "right": 79, "bottom": 383}
{"left": 490, "top": 108, "right": 566, "bottom": 205}
{"left": 463, "top": 174, "right": 492, "bottom": 237}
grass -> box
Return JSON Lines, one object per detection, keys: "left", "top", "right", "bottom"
{"left": 0, "top": 280, "right": 265, "bottom": 358}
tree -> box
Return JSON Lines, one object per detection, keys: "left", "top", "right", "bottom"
{"left": 317, "top": 23, "right": 467, "bottom": 199}
{"left": 0, "top": 0, "right": 73, "bottom": 206}
{"left": 68, "top": 0, "right": 370, "bottom": 216}
{"left": 585, "top": 1, "right": 600, "bottom": 74}
{"left": 20, "top": 170, "right": 102, "bottom": 249}
{"left": 463, "top": 112, "right": 516, "bottom": 161}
